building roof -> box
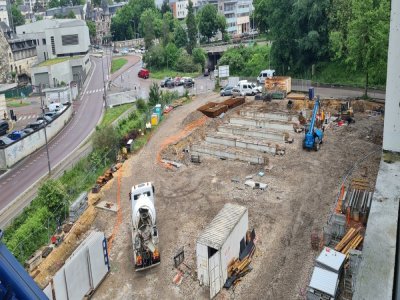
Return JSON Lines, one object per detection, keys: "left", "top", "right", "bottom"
{"left": 16, "top": 18, "right": 86, "bottom": 33}
{"left": 308, "top": 267, "right": 339, "bottom": 297}
{"left": 197, "top": 203, "right": 247, "bottom": 250}
{"left": 315, "top": 247, "right": 346, "bottom": 273}
{"left": 46, "top": 5, "right": 84, "bottom": 17}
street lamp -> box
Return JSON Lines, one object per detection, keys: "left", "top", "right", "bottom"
{"left": 38, "top": 84, "right": 51, "bottom": 175}
{"left": 100, "top": 53, "right": 108, "bottom": 108}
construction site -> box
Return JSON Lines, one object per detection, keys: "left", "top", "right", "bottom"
{"left": 20, "top": 82, "right": 387, "bottom": 299}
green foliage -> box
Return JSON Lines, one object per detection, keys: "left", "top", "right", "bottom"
{"left": 218, "top": 45, "right": 271, "bottom": 76}
{"left": 11, "top": 4, "right": 25, "bottom": 27}
{"left": 164, "top": 42, "right": 180, "bottom": 68}
{"left": 111, "top": 58, "right": 128, "bottom": 73}
{"left": 149, "top": 82, "right": 161, "bottom": 107}
{"left": 197, "top": 4, "right": 221, "bottom": 41}
{"left": 345, "top": 0, "right": 389, "bottom": 94}
{"left": 101, "top": 103, "right": 134, "bottom": 126}
{"left": 141, "top": 9, "right": 160, "bottom": 49}
{"left": 160, "top": 90, "right": 179, "bottom": 107}
{"left": 143, "top": 45, "right": 165, "bottom": 69}
{"left": 66, "top": 10, "right": 76, "bottom": 18}
{"left": 33, "top": 0, "right": 44, "bottom": 12}
{"left": 174, "top": 23, "right": 187, "bottom": 49}
{"left": 86, "top": 20, "right": 96, "bottom": 40}
{"left": 175, "top": 52, "right": 199, "bottom": 72}
{"left": 111, "top": 0, "right": 156, "bottom": 41}
{"left": 36, "top": 15, "right": 43, "bottom": 21}
{"left": 161, "top": 12, "right": 175, "bottom": 46}
{"left": 186, "top": 0, "right": 197, "bottom": 54}
{"left": 192, "top": 48, "right": 206, "bottom": 69}
{"left": 93, "top": 126, "right": 120, "bottom": 160}
{"left": 136, "top": 99, "right": 148, "bottom": 112}
{"left": 161, "top": 0, "right": 171, "bottom": 14}
{"left": 47, "top": 0, "right": 59, "bottom": 7}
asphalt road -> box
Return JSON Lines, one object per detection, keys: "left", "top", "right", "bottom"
{"left": 0, "top": 56, "right": 107, "bottom": 211}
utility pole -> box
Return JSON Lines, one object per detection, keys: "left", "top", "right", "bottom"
{"left": 101, "top": 53, "right": 108, "bottom": 107}
{"left": 39, "top": 84, "right": 51, "bottom": 175}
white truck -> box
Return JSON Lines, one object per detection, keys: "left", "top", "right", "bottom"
{"left": 130, "top": 182, "right": 160, "bottom": 271}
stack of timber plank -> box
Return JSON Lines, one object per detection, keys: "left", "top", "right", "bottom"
{"left": 335, "top": 227, "right": 363, "bottom": 258}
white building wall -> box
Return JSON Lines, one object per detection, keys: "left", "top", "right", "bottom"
{"left": 196, "top": 243, "right": 209, "bottom": 286}
{"left": 383, "top": 0, "right": 400, "bottom": 152}
{"left": 220, "top": 210, "right": 248, "bottom": 284}
{"left": 0, "top": 1, "right": 9, "bottom": 26}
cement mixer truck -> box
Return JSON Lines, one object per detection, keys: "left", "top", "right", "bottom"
{"left": 130, "top": 182, "right": 160, "bottom": 271}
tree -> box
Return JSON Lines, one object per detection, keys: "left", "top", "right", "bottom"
{"left": 346, "top": 0, "right": 389, "bottom": 96}
{"left": 161, "top": 12, "right": 174, "bottom": 46}
{"left": 47, "top": 0, "right": 59, "bottom": 9}
{"left": 11, "top": 4, "right": 25, "bottom": 27}
{"left": 192, "top": 48, "right": 206, "bottom": 70}
{"left": 197, "top": 4, "right": 220, "bottom": 42}
{"left": 93, "top": 126, "right": 120, "bottom": 160}
{"left": 86, "top": 20, "right": 96, "bottom": 41}
{"left": 174, "top": 23, "right": 187, "bottom": 48}
{"left": 164, "top": 42, "right": 180, "bottom": 69}
{"left": 36, "top": 179, "right": 66, "bottom": 219}
{"left": 141, "top": 9, "right": 157, "bottom": 49}
{"left": 149, "top": 82, "right": 161, "bottom": 107}
{"left": 186, "top": 0, "right": 197, "bottom": 54}
{"left": 66, "top": 10, "right": 76, "bottom": 18}
{"left": 161, "top": 0, "right": 171, "bottom": 14}
{"left": 217, "top": 14, "right": 227, "bottom": 37}
{"left": 143, "top": 45, "right": 165, "bottom": 69}
{"left": 253, "top": 0, "right": 272, "bottom": 34}
{"left": 33, "top": 0, "right": 44, "bottom": 12}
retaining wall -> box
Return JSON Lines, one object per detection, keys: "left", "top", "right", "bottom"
{"left": 230, "top": 116, "right": 295, "bottom": 132}
{"left": 0, "top": 105, "right": 73, "bottom": 169}
{"left": 218, "top": 124, "right": 286, "bottom": 141}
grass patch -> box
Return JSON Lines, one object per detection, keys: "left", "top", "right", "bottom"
{"left": 38, "top": 56, "right": 80, "bottom": 67}
{"left": 149, "top": 69, "right": 200, "bottom": 80}
{"left": 111, "top": 58, "right": 128, "bottom": 74}
{"left": 6, "top": 101, "right": 30, "bottom": 107}
{"left": 101, "top": 103, "right": 134, "bottom": 127}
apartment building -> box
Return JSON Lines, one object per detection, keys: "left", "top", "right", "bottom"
{"left": 0, "top": 1, "right": 10, "bottom": 27}
{"left": 170, "top": 0, "right": 189, "bottom": 20}
{"left": 0, "top": 22, "right": 37, "bottom": 83}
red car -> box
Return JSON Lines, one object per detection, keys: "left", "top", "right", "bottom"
{"left": 138, "top": 69, "right": 150, "bottom": 79}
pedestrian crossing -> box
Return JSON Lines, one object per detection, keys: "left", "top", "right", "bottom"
{"left": 18, "top": 114, "right": 38, "bottom": 121}
{"left": 85, "top": 88, "right": 104, "bottom": 95}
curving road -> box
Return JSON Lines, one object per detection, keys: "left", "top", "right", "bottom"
{"left": 0, "top": 56, "right": 108, "bottom": 211}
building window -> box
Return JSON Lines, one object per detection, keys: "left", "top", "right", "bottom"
{"left": 51, "top": 36, "right": 55, "bottom": 55}
{"left": 42, "top": 38, "right": 46, "bottom": 45}
{"left": 61, "top": 34, "right": 79, "bottom": 46}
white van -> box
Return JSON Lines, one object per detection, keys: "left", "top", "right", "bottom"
{"left": 236, "top": 81, "right": 262, "bottom": 96}
{"left": 257, "top": 69, "right": 275, "bottom": 84}
{"left": 48, "top": 103, "right": 64, "bottom": 113}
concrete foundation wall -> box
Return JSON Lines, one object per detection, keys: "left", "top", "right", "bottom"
{"left": 218, "top": 124, "right": 286, "bottom": 141}
{"left": 205, "top": 134, "right": 277, "bottom": 155}
{"left": 240, "top": 110, "right": 297, "bottom": 122}
{"left": 0, "top": 105, "right": 72, "bottom": 169}
{"left": 230, "top": 117, "right": 295, "bottom": 132}
{"left": 192, "top": 144, "right": 268, "bottom": 164}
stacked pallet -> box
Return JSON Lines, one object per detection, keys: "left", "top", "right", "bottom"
{"left": 335, "top": 227, "right": 363, "bottom": 257}
{"left": 224, "top": 250, "right": 255, "bottom": 288}
{"left": 341, "top": 188, "right": 373, "bottom": 224}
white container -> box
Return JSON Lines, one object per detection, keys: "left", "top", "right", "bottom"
{"left": 196, "top": 203, "right": 248, "bottom": 299}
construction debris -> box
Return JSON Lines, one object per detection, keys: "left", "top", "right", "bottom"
{"left": 96, "top": 201, "right": 118, "bottom": 212}
{"left": 335, "top": 227, "right": 364, "bottom": 258}
{"left": 161, "top": 159, "right": 183, "bottom": 168}
{"left": 224, "top": 229, "right": 256, "bottom": 289}
{"left": 245, "top": 180, "right": 267, "bottom": 190}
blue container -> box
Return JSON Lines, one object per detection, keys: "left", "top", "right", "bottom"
{"left": 308, "top": 87, "right": 315, "bottom": 100}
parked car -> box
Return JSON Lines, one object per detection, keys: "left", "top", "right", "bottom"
{"left": 236, "top": 81, "right": 258, "bottom": 96}
{"left": 36, "top": 116, "right": 53, "bottom": 123}
{"left": 0, "top": 136, "right": 13, "bottom": 147}
{"left": 121, "top": 48, "right": 128, "bottom": 55}
{"left": 113, "top": 48, "right": 119, "bottom": 54}
{"left": 22, "top": 128, "right": 34, "bottom": 134}
{"left": 25, "top": 120, "right": 45, "bottom": 130}
{"left": 7, "top": 130, "right": 26, "bottom": 141}
{"left": 138, "top": 69, "right": 150, "bottom": 79}
{"left": 128, "top": 48, "right": 135, "bottom": 53}
{"left": 183, "top": 77, "right": 195, "bottom": 88}
{"left": 48, "top": 103, "right": 64, "bottom": 113}
{"left": 160, "top": 77, "right": 173, "bottom": 88}
{"left": 220, "top": 85, "right": 234, "bottom": 96}
{"left": 45, "top": 111, "right": 58, "bottom": 119}
{"left": 204, "top": 69, "right": 209, "bottom": 76}
{"left": 232, "top": 87, "right": 242, "bottom": 98}
{"left": 0, "top": 120, "right": 9, "bottom": 136}
{"left": 174, "top": 77, "right": 184, "bottom": 86}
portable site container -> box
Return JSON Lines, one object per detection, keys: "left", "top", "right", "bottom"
{"left": 307, "top": 266, "right": 339, "bottom": 300}
{"left": 151, "top": 114, "right": 159, "bottom": 126}
{"left": 196, "top": 203, "right": 248, "bottom": 299}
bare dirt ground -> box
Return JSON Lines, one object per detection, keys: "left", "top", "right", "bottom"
{"left": 89, "top": 95, "right": 383, "bottom": 300}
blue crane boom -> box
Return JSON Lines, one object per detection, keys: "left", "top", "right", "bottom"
{"left": 0, "top": 240, "right": 48, "bottom": 300}
{"left": 303, "top": 96, "right": 324, "bottom": 151}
